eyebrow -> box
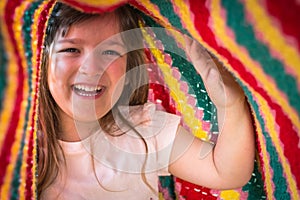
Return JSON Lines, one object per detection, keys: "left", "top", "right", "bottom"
{"left": 56, "top": 38, "right": 125, "bottom": 48}
{"left": 56, "top": 38, "right": 84, "bottom": 44}
{"left": 102, "top": 39, "right": 125, "bottom": 48}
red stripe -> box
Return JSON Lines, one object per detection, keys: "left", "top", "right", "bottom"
{"left": 217, "top": 34, "right": 300, "bottom": 194}
{"left": 24, "top": 1, "right": 56, "bottom": 198}
{"left": 189, "top": 0, "right": 220, "bottom": 50}
{"left": 189, "top": 0, "right": 300, "bottom": 192}
{"left": 130, "top": 0, "right": 164, "bottom": 24}
{"left": 61, "top": 0, "right": 127, "bottom": 13}
{"left": 25, "top": 120, "right": 34, "bottom": 200}
{"left": 265, "top": 0, "right": 300, "bottom": 51}
{"left": 145, "top": 49, "right": 177, "bottom": 114}
{"left": 176, "top": 177, "right": 218, "bottom": 199}
{"left": 0, "top": 0, "right": 24, "bottom": 189}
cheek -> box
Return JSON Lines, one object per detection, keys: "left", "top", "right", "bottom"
{"left": 47, "top": 56, "right": 80, "bottom": 107}
{"left": 48, "top": 56, "right": 78, "bottom": 85}
{"left": 47, "top": 60, "right": 66, "bottom": 107}
{"left": 107, "top": 58, "right": 127, "bottom": 82}
{"left": 106, "top": 58, "right": 127, "bottom": 102}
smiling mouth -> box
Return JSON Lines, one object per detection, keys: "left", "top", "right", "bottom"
{"left": 72, "top": 84, "right": 105, "bottom": 97}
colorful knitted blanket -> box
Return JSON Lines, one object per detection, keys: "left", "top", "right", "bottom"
{"left": 0, "top": 0, "right": 299, "bottom": 199}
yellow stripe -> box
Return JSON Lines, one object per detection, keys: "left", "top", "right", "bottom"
{"left": 11, "top": 1, "right": 32, "bottom": 197}
{"left": 0, "top": 2, "right": 30, "bottom": 199}
{"left": 245, "top": 0, "right": 300, "bottom": 85}
{"left": 158, "top": 192, "right": 164, "bottom": 200}
{"left": 142, "top": 0, "right": 293, "bottom": 197}
{"left": 139, "top": 0, "right": 222, "bottom": 140}
{"left": 20, "top": 1, "right": 54, "bottom": 198}
{"left": 135, "top": 0, "right": 174, "bottom": 29}
{"left": 70, "top": 0, "right": 126, "bottom": 7}
{"left": 172, "top": 0, "right": 196, "bottom": 34}
{"left": 255, "top": 90, "right": 300, "bottom": 199}
{"left": 210, "top": 1, "right": 299, "bottom": 195}
{"left": 137, "top": 1, "right": 188, "bottom": 51}
{"left": 219, "top": 88, "right": 291, "bottom": 199}
{"left": 171, "top": 0, "right": 219, "bottom": 57}
{"left": 209, "top": 0, "right": 300, "bottom": 136}
{"left": 0, "top": 0, "right": 6, "bottom": 17}
{"left": 18, "top": 1, "right": 54, "bottom": 198}
{"left": 141, "top": 26, "right": 208, "bottom": 140}
{"left": 171, "top": 0, "right": 254, "bottom": 107}
{"left": 0, "top": 8, "right": 19, "bottom": 200}
{"left": 250, "top": 93, "right": 274, "bottom": 199}
{"left": 140, "top": 0, "right": 189, "bottom": 50}
{"left": 32, "top": 112, "right": 39, "bottom": 200}
{"left": 220, "top": 190, "right": 240, "bottom": 200}
{"left": 0, "top": 4, "right": 17, "bottom": 152}
{"left": 19, "top": 3, "right": 35, "bottom": 197}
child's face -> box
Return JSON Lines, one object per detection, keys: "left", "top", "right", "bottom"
{"left": 48, "top": 14, "right": 127, "bottom": 123}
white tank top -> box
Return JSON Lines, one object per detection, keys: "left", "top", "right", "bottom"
{"left": 41, "top": 102, "right": 181, "bottom": 200}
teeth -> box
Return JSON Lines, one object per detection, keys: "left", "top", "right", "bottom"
{"left": 74, "top": 84, "right": 102, "bottom": 92}
{"left": 73, "top": 84, "right": 103, "bottom": 97}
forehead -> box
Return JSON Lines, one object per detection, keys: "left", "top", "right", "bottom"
{"left": 57, "top": 12, "right": 121, "bottom": 43}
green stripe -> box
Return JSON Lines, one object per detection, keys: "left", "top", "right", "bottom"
{"left": 242, "top": 160, "right": 267, "bottom": 199}
{"left": 141, "top": 15, "right": 219, "bottom": 133}
{"left": 159, "top": 176, "right": 176, "bottom": 199}
{"left": 149, "top": 0, "right": 188, "bottom": 34}
{"left": 157, "top": 27, "right": 219, "bottom": 133}
{"left": 166, "top": 50, "right": 218, "bottom": 132}
{"left": 10, "top": 1, "right": 43, "bottom": 199}
{"left": 0, "top": 22, "right": 7, "bottom": 112}
{"left": 239, "top": 84, "right": 266, "bottom": 199}
{"left": 221, "top": 0, "right": 300, "bottom": 116}
{"left": 239, "top": 81, "right": 289, "bottom": 199}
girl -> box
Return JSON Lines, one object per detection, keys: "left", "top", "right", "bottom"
{"left": 38, "top": 2, "right": 255, "bottom": 199}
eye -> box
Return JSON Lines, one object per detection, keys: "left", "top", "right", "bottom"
{"left": 102, "top": 50, "right": 121, "bottom": 57}
{"left": 59, "top": 48, "right": 80, "bottom": 53}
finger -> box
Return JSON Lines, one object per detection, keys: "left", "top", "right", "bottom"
{"left": 184, "top": 35, "right": 206, "bottom": 64}
{"left": 183, "top": 35, "right": 192, "bottom": 52}
{"left": 184, "top": 36, "right": 226, "bottom": 104}
{"left": 184, "top": 36, "right": 217, "bottom": 81}
{"left": 204, "top": 66, "right": 226, "bottom": 107}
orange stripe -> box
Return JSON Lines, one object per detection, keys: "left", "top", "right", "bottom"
{"left": 0, "top": 4, "right": 17, "bottom": 153}
{"left": 255, "top": 89, "right": 299, "bottom": 199}
{"left": 21, "top": 1, "right": 54, "bottom": 198}
{"left": 67, "top": 0, "right": 125, "bottom": 7}
{"left": 245, "top": 0, "right": 300, "bottom": 86}
{"left": 250, "top": 92, "right": 274, "bottom": 200}
{"left": 141, "top": 26, "right": 209, "bottom": 139}
{"left": 135, "top": 0, "right": 174, "bottom": 29}
{"left": 0, "top": 5, "right": 18, "bottom": 200}
{"left": 171, "top": 0, "right": 218, "bottom": 57}
{"left": 209, "top": 0, "right": 300, "bottom": 136}
{"left": 0, "top": 0, "right": 7, "bottom": 16}
{"left": 0, "top": 1, "right": 30, "bottom": 198}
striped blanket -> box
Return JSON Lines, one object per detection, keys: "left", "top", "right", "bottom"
{"left": 0, "top": 0, "right": 299, "bottom": 199}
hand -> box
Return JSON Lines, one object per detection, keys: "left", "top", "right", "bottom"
{"left": 169, "top": 36, "right": 254, "bottom": 189}
{"left": 184, "top": 36, "right": 245, "bottom": 110}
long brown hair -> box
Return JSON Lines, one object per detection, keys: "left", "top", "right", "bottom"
{"left": 38, "top": 2, "right": 149, "bottom": 196}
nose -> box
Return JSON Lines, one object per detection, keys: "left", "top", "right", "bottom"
{"left": 79, "top": 51, "right": 104, "bottom": 77}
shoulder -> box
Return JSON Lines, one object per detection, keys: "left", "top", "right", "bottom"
{"left": 141, "top": 102, "right": 181, "bottom": 150}
{"left": 118, "top": 102, "right": 181, "bottom": 128}
{"left": 119, "top": 102, "right": 181, "bottom": 147}
{"left": 145, "top": 102, "right": 181, "bottom": 125}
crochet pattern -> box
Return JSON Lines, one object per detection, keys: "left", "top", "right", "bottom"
{"left": 0, "top": 0, "right": 299, "bottom": 199}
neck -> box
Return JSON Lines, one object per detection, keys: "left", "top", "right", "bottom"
{"left": 59, "top": 112, "right": 100, "bottom": 142}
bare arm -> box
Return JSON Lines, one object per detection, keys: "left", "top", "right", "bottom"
{"left": 168, "top": 37, "right": 255, "bottom": 190}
